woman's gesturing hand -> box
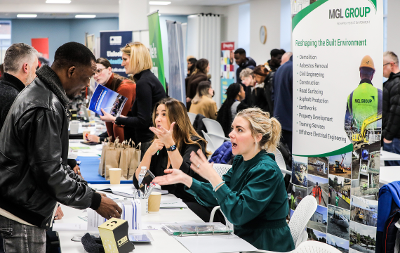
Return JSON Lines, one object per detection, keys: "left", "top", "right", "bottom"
{"left": 153, "top": 168, "right": 192, "bottom": 187}
{"left": 148, "top": 139, "right": 165, "bottom": 156}
{"left": 190, "top": 149, "right": 217, "bottom": 182}
{"left": 149, "top": 122, "right": 176, "bottom": 147}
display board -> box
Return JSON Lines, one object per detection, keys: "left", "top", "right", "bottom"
{"left": 100, "top": 31, "right": 133, "bottom": 77}
{"left": 221, "top": 42, "right": 235, "bottom": 103}
{"left": 148, "top": 11, "right": 166, "bottom": 91}
{"left": 291, "top": 1, "right": 382, "bottom": 252}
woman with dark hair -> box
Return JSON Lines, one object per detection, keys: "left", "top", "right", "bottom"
{"left": 86, "top": 57, "right": 136, "bottom": 142}
{"left": 217, "top": 83, "right": 246, "bottom": 137}
{"left": 189, "top": 81, "right": 217, "bottom": 120}
{"left": 187, "top": 57, "right": 197, "bottom": 77}
{"left": 99, "top": 42, "right": 166, "bottom": 144}
{"left": 134, "top": 97, "right": 209, "bottom": 202}
{"left": 251, "top": 65, "right": 274, "bottom": 115}
{"left": 185, "top": 58, "right": 209, "bottom": 110}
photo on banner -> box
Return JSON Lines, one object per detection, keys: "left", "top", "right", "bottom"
{"left": 289, "top": 0, "right": 383, "bottom": 250}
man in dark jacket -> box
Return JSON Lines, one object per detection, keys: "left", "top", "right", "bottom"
{"left": 234, "top": 48, "right": 256, "bottom": 106}
{"left": 234, "top": 48, "right": 256, "bottom": 84}
{"left": 273, "top": 55, "right": 293, "bottom": 151}
{"left": 383, "top": 51, "right": 400, "bottom": 166}
{"left": 0, "top": 42, "right": 122, "bottom": 252}
{"left": 0, "top": 43, "right": 38, "bottom": 131}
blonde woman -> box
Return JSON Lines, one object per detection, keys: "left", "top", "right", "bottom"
{"left": 154, "top": 108, "right": 295, "bottom": 251}
{"left": 100, "top": 42, "right": 166, "bottom": 143}
{"left": 189, "top": 80, "right": 217, "bottom": 119}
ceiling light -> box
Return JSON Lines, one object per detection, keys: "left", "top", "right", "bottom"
{"left": 46, "top": 0, "right": 71, "bottom": 3}
{"left": 149, "top": 1, "right": 171, "bottom": 5}
{"left": 17, "top": 14, "right": 38, "bottom": 18}
{"left": 75, "top": 15, "right": 96, "bottom": 18}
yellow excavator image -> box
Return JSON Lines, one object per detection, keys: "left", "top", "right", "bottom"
{"left": 352, "top": 113, "right": 382, "bottom": 149}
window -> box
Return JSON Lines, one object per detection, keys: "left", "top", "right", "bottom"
{"left": 0, "top": 21, "right": 11, "bottom": 64}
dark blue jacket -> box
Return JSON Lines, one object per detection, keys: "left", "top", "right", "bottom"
{"left": 208, "top": 141, "right": 232, "bottom": 164}
{"left": 376, "top": 181, "right": 400, "bottom": 253}
{"left": 273, "top": 56, "right": 293, "bottom": 132}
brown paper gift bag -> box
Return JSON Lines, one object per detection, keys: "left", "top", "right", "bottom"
{"left": 119, "top": 140, "right": 132, "bottom": 180}
{"left": 127, "top": 142, "right": 141, "bottom": 180}
{"left": 98, "top": 138, "right": 111, "bottom": 177}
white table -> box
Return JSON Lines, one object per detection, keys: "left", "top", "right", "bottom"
{"left": 55, "top": 184, "right": 207, "bottom": 253}
{"left": 380, "top": 166, "right": 400, "bottom": 185}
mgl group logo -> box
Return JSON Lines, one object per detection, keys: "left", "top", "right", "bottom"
{"left": 329, "top": 6, "right": 371, "bottom": 19}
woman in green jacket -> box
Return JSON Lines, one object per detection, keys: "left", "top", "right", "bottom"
{"left": 153, "top": 108, "right": 294, "bottom": 252}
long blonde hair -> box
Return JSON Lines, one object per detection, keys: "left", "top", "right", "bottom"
{"left": 152, "top": 98, "right": 211, "bottom": 156}
{"left": 121, "top": 42, "right": 153, "bottom": 75}
{"left": 236, "top": 108, "right": 281, "bottom": 152}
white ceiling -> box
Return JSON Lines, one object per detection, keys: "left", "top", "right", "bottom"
{"left": 0, "top": 0, "right": 247, "bottom": 19}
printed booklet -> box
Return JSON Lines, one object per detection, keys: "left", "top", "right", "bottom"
{"left": 89, "top": 85, "right": 127, "bottom": 117}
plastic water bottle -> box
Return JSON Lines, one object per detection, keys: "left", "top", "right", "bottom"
{"left": 138, "top": 166, "right": 147, "bottom": 186}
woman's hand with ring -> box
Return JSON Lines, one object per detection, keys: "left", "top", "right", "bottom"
{"left": 189, "top": 149, "right": 219, "bottom": 182}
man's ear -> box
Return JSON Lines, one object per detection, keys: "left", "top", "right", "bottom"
{"left": 67, "top": 66, "right": 76, "bottom": 78}
{"left": 22, "top": 63, "right": 29, "bottom": 74}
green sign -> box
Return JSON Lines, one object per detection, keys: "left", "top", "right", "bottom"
{"left": 148, "top": 11, "right": 166, "bottom": 91}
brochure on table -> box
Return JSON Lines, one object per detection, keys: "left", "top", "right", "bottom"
{"left": 291, "top": 0, "right": 382, "bottom": 252}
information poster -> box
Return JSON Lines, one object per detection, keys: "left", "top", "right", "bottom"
{"left": 291, "top": 1, "right": 382, "bottom": 252}
{"left": 148, "top": 11, "right": 166, "bottom": 91}
{"left": 220, "top": 42, "right": 235, "bottom": 103}
{"left": 100, "top": 31, "right": 133, "bottom": 77}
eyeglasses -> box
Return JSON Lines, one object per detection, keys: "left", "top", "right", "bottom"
{"left": 383, "top": 62, "right": 391, "bottom": 67}
{"left": 95, "top": 68, "right": 105, "bottom": 74}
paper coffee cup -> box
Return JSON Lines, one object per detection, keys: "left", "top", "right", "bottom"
{"left": 109, "top": 168, "right": 121, "bottom": 184}
{"left": 148, "top": 192, "right": 161, "bottom": 212}
{"left": 82, "top": 131, "right": 90, "bottom": 141}
{"left": 69, "top": 120, "right": 80, "bottom": 134}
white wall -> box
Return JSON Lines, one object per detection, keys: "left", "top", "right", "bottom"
{"left": 250, "top": 0, "right": 282, "bottom": 65}
{"left": 280, "top": 0, "right": 292, "bottom": 52}
{"left": 386, "top": 0, "right": 400, "bottom": 53}
{"left": 220, "top": 4, "right": 239, "bottom": 44}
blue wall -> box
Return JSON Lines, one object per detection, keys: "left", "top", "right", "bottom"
{"left": 6, "top": 18, "right": 118, "bottom": 62}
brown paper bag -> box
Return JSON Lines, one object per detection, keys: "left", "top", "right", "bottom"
{"left": 127, "top": 142, "right": 141, "bottom": 180}
{"left": 98, "top": 138, "right": 111, "bottom": 176}
{"left": 104, "top": 146, "right": 122, "bottom": 180}
{"left": 119, "top": 140, "right": 131, "bottom": 180}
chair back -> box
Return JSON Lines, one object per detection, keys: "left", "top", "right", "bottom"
{"left": 274, "top": 148, "right": 291, "bottom": 177}
{"left": 212, "top": 164, "right": 232, "bottom": 178}
{"left": 202, "top": 130, "right": 215, "bottom": 155}
{"left": 289, "top": 195, "right": 317, "bottom": 248}
{"left": 202, "top": 118, "right": 226, "bottom": 136}
{"left": 294, "top": 241, "right": 342, "bottom": 253}
{"left": 187, "top": 112, "right": 196, "bottom": 125}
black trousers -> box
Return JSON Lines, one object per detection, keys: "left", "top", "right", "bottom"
{"left": 185, "top": 202, "right": 226, "bottom": 224}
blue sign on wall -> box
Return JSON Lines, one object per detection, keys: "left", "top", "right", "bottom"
{"left": 100, "top": 31, "right": 132, "bottom": 77}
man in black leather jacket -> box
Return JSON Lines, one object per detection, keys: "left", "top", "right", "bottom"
{"left": 383, "top": 51, "right": 400, "bottom": 166}
{"left": 0, "top": 42, "right": 122, "bottom": 252}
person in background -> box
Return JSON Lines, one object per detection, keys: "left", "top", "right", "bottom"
{"left": 185, "top": 58, "right": 209, "bottom": 110}
{"left": 86, "top": 58, "right": 136, "bottom": 143}
{"left": 189, "top": 80, "right": 217, "bottom": 120}
{"left": 217, "top": 83, "right": 246, "bottom": 137}
{"left": 252, "top": 65, "right": 273, "bottom": 115}
{"left": 0, "top": 42, "right": 121, "bottom": 252}
{"left": 266, "top": 49, "right": 285, "bottom": 72}
{"left": 280, "top": 52, "right": 292, "bottom": 66}
{"left": 187, "top": 57, "right": 197, "bottom": 77}
{"left": 239, "top": 68, "right": 256, "bottom": 107}
{"left": 134, "top": 98, "right": 210, "bottom": 209}
{"left": 234, "top": 48, "right": 256, "bottom": 85}
{"left": 99, "top": 42, "right": 166, "bottom": 144}
{"left": 0, "top": 64, "right": 4, "bottom": 79}
{"left": 273, "top": 54, "right": 293, "bottom": 151}
{"left": 382, "top": 51, "right": 400, "bottom": 166}
{"left": 154, "top": 108, "right": 295, "bottom": 251}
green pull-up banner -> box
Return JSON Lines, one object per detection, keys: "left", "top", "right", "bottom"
{"left": 148, "top": 11, "right": 166, "bottom": 91}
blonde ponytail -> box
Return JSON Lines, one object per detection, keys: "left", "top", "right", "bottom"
{"left": 236, "top": 108, "right": 282, "bottom": 152}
